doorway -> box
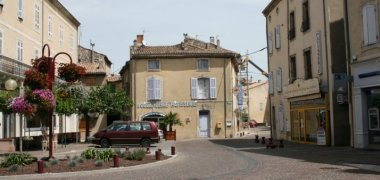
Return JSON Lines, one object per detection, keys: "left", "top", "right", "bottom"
{"left": 199, "top": 111, "right": 210, "bottom": 137}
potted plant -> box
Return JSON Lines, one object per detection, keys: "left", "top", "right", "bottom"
{"left": 58, "top": 63, "right": 86, "bottom": 83}
{"left": 24, "top": 70, "right": 50, "bottom": 90}
{"left": 161, "top": 112, "right": 183, "bottom": 140}
{"left": 9, "top": 96, "right": 35, "bottom": 116}
{"left": 32, "top": 56, "right": 51, "bottom": 74}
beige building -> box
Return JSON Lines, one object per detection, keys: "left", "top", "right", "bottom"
{"left": 247, "top": 81, "right": 270, "bottom": 125}
{"left": 263, "top": 0, "right": 350, "bottom": 146}
{"left": 0, "top": 0, "right": 80, "bottom": 143}
{"left": 346, "top": 0, "right": 380, "bottom": 148}
{"left": 121, "top": 34, "right": 241, "bottom": 139}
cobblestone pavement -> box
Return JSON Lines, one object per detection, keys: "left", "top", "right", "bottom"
{"left": 2, "top": 128, "right": 380, "bottom": 180}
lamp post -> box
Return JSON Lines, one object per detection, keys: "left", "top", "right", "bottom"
{"left": 39, "top": 44, "right": 73, "bottom": 159}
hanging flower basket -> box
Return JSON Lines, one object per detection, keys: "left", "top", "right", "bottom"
{"left": 24, "top": 69, "right": 50, "bottom": 90}
{"left": 9, "top": 96, "right": 35, "bottom": 116}
{"left": 28, "top": 89, "right": 56, "bottom": 109}
{"left": 58, "top": 63, "right": 86, "bottom": 82}
{"left": 32, "top": 56, "right": 51, "bottom": 74}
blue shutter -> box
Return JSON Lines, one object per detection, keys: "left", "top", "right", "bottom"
{"left": 147, "top": 77, "right": 154, "bottom": 100}
{"left": 210, "top": 77, "right": 216, "bottom": 99}
{"left": 155, "top": 78, "right": 161, "bottom": 100}
{"left": 191, "top": 78, "right": 198, "bottom": 99}
{"left": 363, "top": 4, "right": 378, "bottom": 45}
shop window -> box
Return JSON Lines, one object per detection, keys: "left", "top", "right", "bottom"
{"left": 368, "top": 108, "right": 379, "bottom": 131}
{"left": 362, "top": 3, "right": 378, "bottom": 46}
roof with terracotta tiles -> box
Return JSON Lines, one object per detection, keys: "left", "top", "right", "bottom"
{"left": 107, "top": 74, "right": 122, "bottom": 82}
{"left": 79, "top": 62, "right": 106, "bottom": 74}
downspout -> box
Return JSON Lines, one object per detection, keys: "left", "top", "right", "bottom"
{"left": 343, "top": 0, "right": 354, "bottom": 147}
{"left": 286, "top": 0, "right": 290, "bottom": 140}
{"left": 322, "top": 0, "right": 333, "bottom": 146}
{"left": 265, "top": 15, "right": 272, "bottom": 139}
{"left": 224, "top": 58, "right": 227, "bottom": 138}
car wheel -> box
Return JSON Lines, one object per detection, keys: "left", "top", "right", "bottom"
{"left": 141, "top": 138, "right": 151, "bottom": 147}
{"left": 100, "top": 138, "right": 110, "bottom": 148}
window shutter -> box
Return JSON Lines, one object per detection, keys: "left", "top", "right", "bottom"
{"left": 147, "top": 77, "right": 154, "bottom": 100}
{"left": 191, "top": 78, "right": 198, "bottom": 99}
{"left": 366, "top": 4, "right": 377, "bottom": 45}
{"left": 155, "top": 78, "right": 161, "bottom": 100}
{"left": 18, "top": 0, "right": 23, "bottom": 19}
{"left": 276, "top": 68, "right": 282, "bottom": 92}
{"left": 269, "top": 72, "right": 274, "bottom": 94}
{"left": 210, "top": 77, "right": 216, "bottom": 99}
{"left": 275, "top": 25, "right": 281, "bottom": 49}
{"left": 268, "top": 32, "right": 273, "bottom": 54}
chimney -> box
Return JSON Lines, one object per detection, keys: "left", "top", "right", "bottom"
{"left": 217, "top": 39, "right": 220, "bottom": 47}
{"left": 136, "top": 35, "right": 144, "bottom": 46}
{"left": 210, "top": 36, "right": 215, "bottom": 44}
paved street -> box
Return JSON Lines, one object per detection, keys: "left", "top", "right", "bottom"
{"left": 2, "top": 128, "right": 380, "bottom": 180}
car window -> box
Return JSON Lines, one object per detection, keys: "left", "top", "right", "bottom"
{"left": 129, "top": 123, "right": 141, "bottom": 131}
{"left": 109, "top": 123, "right": 127, "bottom": 131}
{"left": 142, "top": 123, "right": 152, "bottom": 131}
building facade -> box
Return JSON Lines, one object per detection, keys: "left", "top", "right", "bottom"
{"left": 0, "top": 0, "right": 80, "bottom": 143}
{"left": 346, "top": 0, "right": 380, "bottom": 148}
{"left": 248, "top": 81, "right": 270, "bottom": 125}
{"left": 263, "top": 0, "right": 350, "bottom": 146}
{"left": 122, "top": 35, "right": 241, "bottom": 139}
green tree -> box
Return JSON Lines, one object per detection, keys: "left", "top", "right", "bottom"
{"left": 162, "top": 112, "right": 183, "bottom": 131}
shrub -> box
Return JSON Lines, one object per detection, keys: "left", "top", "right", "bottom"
{"left": 50, "top": 158, "right": 59, "bottom": 165}
{"left": 94, "top": 160, "right": 104, "bottom": 167}
{"left": 126, "top": 148, "right": 146, "bottom": 161}
{"left": 95, "top": 149, "right": 113, "bottom": 162}
{"left": 0, "top": 153, "right": 35, "bottom": 167}
{"left": 68, "top": 160, "right": 77, "bottom": 167}
{"left": 81, "top": 148, "right": 97, "bottom": 160}
{"left": 77, "top": 157, "right": 84, "bottom": 163}
{"left": 43, "top": 161, "right": 49, "bottom": 168}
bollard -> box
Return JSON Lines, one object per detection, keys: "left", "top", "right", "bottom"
{"left": 155, "top": 150, "right": 160, "bottom": 160}
{"left": 255, "top": 135, "right": 260, "bottom": 143}
{"left": 113, "top": 154, "right": 120, "bottom": 167}
{"left": 37, "top": 160, "right": 45, "bottom": 173}
{"left": 158, "top": 148, "right": 161, "bottom": 153}
{"left": 171, "top": 146, "right": 176, "bottom": 155}
{"left": 279, "top": 139, "right": 284, "bottom": 148}
{"left": 261, "top": 137, "right": 266, "bottom": 144}
{"left": 146, "top": 147, "right": 151, "bottom": 154}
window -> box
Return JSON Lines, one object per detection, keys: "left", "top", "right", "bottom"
{"left": 275, "top": 25, "right": 281, "bottom": 49}
{"left": 34, "top": 47, "right": 39, "bottom": 59}
{"left": 197, "top": 59, "right": 209, "bottom": 70}
{"left": 17, "top": 0, "right": 24, "bottom": 20}
{"left": 48, "top": 16, "right": 53, "bottom": 39}
{"left": 17, "top": 40, "right": 23, "bottom": 61}
{"left": 301, "top": 0, "right": 310, "bottom": 32}
{"left": 363, "top": 4, "right": 378, "bottom": 45}
{"left": 289, "top": 55, "right": 297, "bottom": 83}
{"left": 129, "top": 123, "right": 141, "bottom": 131}
{"left": 191, "top": 77, "right": 216, "bottom": 99}
{"left": 289, "top": 11, "right": 295, "bottom": 40}
{"left": 147, "top": 77, "right": 162, "bottom": 100}
{"left": 34, "top": 3, "right": 40, "bottom": 31}
{"left": 148, "top": 60, "right": 160, "bottom": 70}
{"left": 0, "top": 31, "right": 3, "bottom": 55}
{"left": 276, "top": 68, "right": 282, "bottom": 92}
{"left": 304, "top": 49, "right": 312, "bottom": 79}
{"left": 268, "top": 32, "right": 273, "bottom": 54}
{"left": 59, "top": 25, "right": 64, "bottom": 46}
{"left": 142, "top": 122, "right": 152, "bottom": 131}
{"left": 259, "top": 102, "right": 263, "bottom": 111}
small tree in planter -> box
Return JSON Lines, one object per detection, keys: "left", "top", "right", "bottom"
{"left": 161, "top": 112, "right": 183, "bottom": 140}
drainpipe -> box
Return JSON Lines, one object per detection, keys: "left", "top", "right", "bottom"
{"left": 343, "top": 0, "right": 354, "bottom": 147}
{"left": 264, "top": 13, "right": 272, "bottom": 139}
{"left": 322, "top": 0, "right": 333, "bottom": 146}
{"left": 224, "top": 58, "right": 227, "bottom": 138}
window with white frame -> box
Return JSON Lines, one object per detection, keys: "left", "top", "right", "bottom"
{"left": 18, "top": 0, "right": 24, "bottom": 20}
{"left": 275, "top": 25, "right": 281, "bottom": 49}
{"left": 34, "top": 3, "right": 40, "bottom": 31}
{"left": 197, "top": 59, "right": 209, "bottom": 71}
{"left": 363, "top": 3, "right": 378, "bottom": 46}
{"left": 191, "top": 77, "right": 216, "bottom": 99}
{"left": 147, "top": 77, "right": 162, "bottom": 100}
{"left": 59, "top": 25, "right": 64, "bottom": 46}
{"left": 148, "top": 60, "right": 160, "bottom": 70}
{"left": 17, "top": 40, "right": 23, "bottom": 61}
{"left": 48, "top": 16, "right": 53, "bottom": 39}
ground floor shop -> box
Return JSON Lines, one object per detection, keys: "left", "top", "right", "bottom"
{"left": 352, "top": 59, "right": 380, "bottom": 148}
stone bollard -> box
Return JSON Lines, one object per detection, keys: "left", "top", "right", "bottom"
{"left": 113, "top": 154, "right": 120, "bottom": 167}
{"left": 155, "top": 150, "right": 160, "bottom": 160}
{"left": 37, "top": 160, "right": 45, "bottom": 173}
{"left": 171, "top": 146, "right": 176, "bottom": 155}
{"left": 255, "top": 135, "right": 260, "bottom": 143}
{"left": 279, "top": 139, "right": 284, "bottom": 148}
{"left": 261, "top": 137, "right": 266, "bottom": 145}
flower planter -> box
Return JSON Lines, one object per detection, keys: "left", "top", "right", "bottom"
{"left": 58, "top": 63, "right": 85, "bottom": 83}
{"left": 165, "top": 131, "right": 176, "bottom": 141}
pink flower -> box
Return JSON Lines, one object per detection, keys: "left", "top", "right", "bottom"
{"left": 9, "top": 97, "right": 35, "bottom": 115}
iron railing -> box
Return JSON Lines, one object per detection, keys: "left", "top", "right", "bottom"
{"left": 0, "top": 55, "right": 32, "bottom": 79}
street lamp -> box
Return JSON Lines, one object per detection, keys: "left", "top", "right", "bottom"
{"left": 5, "top": 79, "right": 17, "bottom": 91}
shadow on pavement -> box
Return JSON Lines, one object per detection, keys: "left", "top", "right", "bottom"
{"left": 209, "top": 138, "right": 380, "bottom": 175}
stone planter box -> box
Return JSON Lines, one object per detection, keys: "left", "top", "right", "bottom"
{"left": 0, "top": 138, "right": 15, "bottom": 153}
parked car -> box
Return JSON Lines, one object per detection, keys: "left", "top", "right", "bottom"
{"left": 89, "top": 121, "right": 160, "bottom": 148}
{"left": 158, "top": 129, "right": 164, "bottom": 140}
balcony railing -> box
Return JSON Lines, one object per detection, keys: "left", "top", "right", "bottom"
{"left": 0, "top": 55, "right": 32, "bottom": 79}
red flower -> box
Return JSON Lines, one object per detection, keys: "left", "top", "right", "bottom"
{"left": 24, "top": 70, "right": 50, "bottom": 90}
{"left": 58, "top": 63, "right": 86, "bottom": 82}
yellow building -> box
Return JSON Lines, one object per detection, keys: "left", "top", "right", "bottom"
{"left": 247, "top": 81, "right": 270, "bottom": 126}
{"left": 346, "top": 0, "right": 380, "bottom": 148}
{"left": 263, "top": 0, "right": 350, "bottom": 146}
{"left": 121, "top": 35, "right": 241, "bottom": 139}
{"left": 0, "top": 0, "right": 79, "bottom": 142}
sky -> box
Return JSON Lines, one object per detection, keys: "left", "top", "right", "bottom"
{"left": 59, "top": 0, "right": 271, "bottom": 81}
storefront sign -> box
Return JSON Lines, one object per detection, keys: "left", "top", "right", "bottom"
{"left": 284, "top": 78, "right": 320, "bottom": 98}
{"left": 137, "top": 101, "right": 197, "bottom": 108}
{"left": 317, "top": 127, "right": 326, "bottom": 145}
{"left": 316, "top": 31, "right": 323, "bottom": 75}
